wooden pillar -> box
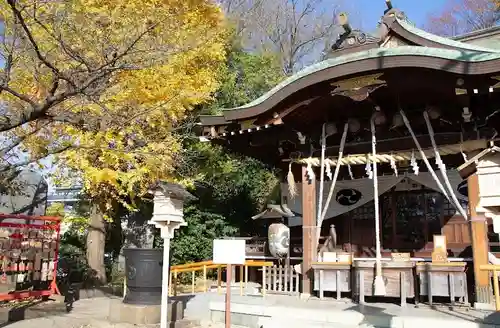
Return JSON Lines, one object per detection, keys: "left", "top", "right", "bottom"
{"left": 468, "top": 173, "right": 492, "bottom": 305}
{"left": 301, "top": 165, "right": 316, "bottom": 297}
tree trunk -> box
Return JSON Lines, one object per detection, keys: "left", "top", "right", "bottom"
{"left": 86, "top": 202, "right": 107, "bottom": 285}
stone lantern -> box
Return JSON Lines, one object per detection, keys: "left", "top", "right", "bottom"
{"left": 148, "top": 182, "right": 194, "bottom": 327}
{"left": 111, "top": 182, "right": 193, "bottom": 326}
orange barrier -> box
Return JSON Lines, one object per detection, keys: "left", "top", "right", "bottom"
{"left": 169, "top": 260, "right": 273, "bottom": 296}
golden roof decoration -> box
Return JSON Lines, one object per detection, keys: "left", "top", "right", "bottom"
{"left": 331, "top": 73, "right": 386, "bottom": 93}
{"left": 240, "top": 119, "right": 257, "bottom": 130}
{"left": 491, "top": 76, "right": 500, "bottom": 89}
{"left": 331, "top": 73, "right": 386, "bottom": 101}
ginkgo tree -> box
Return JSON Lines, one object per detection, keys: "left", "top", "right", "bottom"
{"left": 1, "top": 0, "right": 226, "bottom": 282}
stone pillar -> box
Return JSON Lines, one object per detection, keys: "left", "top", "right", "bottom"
{"left": 301, "top": 165, "right": 316, "bottom": 297}
{"left": 468, "top": 174, "right": 493, "bottom": 307}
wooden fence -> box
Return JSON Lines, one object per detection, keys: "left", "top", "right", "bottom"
{"left": 264, "top": 264, "right": 300, "bottom": 295}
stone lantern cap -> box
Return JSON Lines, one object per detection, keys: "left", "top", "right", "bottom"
{"left": 152, "top": 181, "right": 196, "bottom": 201}
{"left": 149, "top": 181, "right": 195, "bottom": 227}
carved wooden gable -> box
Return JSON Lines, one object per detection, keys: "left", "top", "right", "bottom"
{"left": 381, "top": 34, "right": 410, "bottom": 48}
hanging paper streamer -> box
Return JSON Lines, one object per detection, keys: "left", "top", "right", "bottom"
{"left": 365, "top": 156, "right": 373, "bottom": 179}
{"left": 411, "top": 150, "right": 419, "bottom": 175}
{"left": 287, "top": 163, "right": 297, "bottom": 198}
{"left": 390, "top": 155, "right": 398, "bottom": 176}
{"left": 325, "top": 161, "right": 333, "bottom": 180}
{"left": 461, "top": 151, "right": 468, "bottom": 163}
{"left": 306, "top": 160, "right": 315, "bottom": 180}
{"left": 347, "top": 163, "right": 354, "bottom": 180}
{"left": 460, "top": 145, "right": 468, "bottom": 162}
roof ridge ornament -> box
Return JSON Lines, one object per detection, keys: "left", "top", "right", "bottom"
{"left": 384, "top": 0, "right": 393, "bottom": 14}
{"left": 329, "top": 12, "right": 380, "bottom": 57}
{"left": 383, "top": 0, "right": 406, "bottom": 20}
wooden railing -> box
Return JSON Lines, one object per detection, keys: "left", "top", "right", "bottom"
{"left": 169, "top": 260, "right": 277, "bottom": 296}
{"left": 480, "top": 264, "right": 500, "bottom": 311}
{"left": 264, "top": 264, "right": 300, "bottom": 295}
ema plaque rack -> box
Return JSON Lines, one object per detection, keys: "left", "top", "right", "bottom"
{"left": 0, "top": 214, "right": 61, "bottom": 301}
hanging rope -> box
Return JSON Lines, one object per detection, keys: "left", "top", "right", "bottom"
{"left": 460, "top": 132, "right": 468, "bottom": 162}
{"left": 400, "top": 110, "right": 451, "bottom": 203}
{"left": 295, "top": 139, "right": 486, "bottom": 167}
{"left": 371, "top": 118, "right": 385, "bottom": 296}
{"left": 317, "top": 123, "right": 327, "bottom": 246}
{"left": 423, "top": 112, "right": 468, "bottom": 218}
{"left": 316, "top": 123, "right": 349, "bottom": 249}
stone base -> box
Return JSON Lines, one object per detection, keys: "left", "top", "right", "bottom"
{"left": 299, "top": 293, "right": 311, "bottom": 300}
{"left": 49, "top": 294, "right": 66, "bottom": 303}
{"left": 109, "top": 298, "right": 185, "bottom": 325}
{"left": 473, "top": 302, "right": 496, "bottom": 311}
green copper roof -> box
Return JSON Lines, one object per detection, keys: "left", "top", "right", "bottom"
{"left": 222, "top": 46, "right": 500, "bottom": 112}
{"left": 467, "top": 38, "right": 500, "bottom": 50}
{"left": 396, "top": 17, "right": 500, "bottom": 53}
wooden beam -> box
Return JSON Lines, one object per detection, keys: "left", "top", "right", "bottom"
{"left": 301, "top": 165, "right": 316, "bottom": 297}
{"left": 468, "top": 173, "right": 493, "bottom": 305}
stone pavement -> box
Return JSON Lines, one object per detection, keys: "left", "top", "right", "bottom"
{"left": 2, "top": 297, "right": 248, "bottom": 328}
{"left": 4, "top": 297, "right": 133, "bottom": 328}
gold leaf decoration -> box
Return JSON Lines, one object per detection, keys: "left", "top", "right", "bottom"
{"left": 331, "top": 73, "right": 386, "bottom": 93}
{"left": 491, "top": 76, "right": 500, "bottom": 89}
{"left": 240, "top": 119, "right": 256, "bottom": 130}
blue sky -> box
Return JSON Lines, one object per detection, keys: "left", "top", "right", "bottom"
{"left": 354, "top": 0, "right": 448, "bottom": 31}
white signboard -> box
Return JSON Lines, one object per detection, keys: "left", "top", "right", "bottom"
{"left": 213, "top": 239, "right": 246, "bottom": 265}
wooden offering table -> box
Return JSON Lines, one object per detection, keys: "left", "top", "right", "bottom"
{"left": 416, "top": 262, "right": 468, "bottom": 307}
{"left": 312, "top": 262, "right": 351, "bottom": 300}
{"left": 353, "top": 261, "right": 415, "bottom": 307}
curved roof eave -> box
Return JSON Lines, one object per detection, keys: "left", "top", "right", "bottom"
{"left": 393, "top": 17, "right": 500, "bottom": 53}
{"left": 216, "top": 46, "right": 500, "bottom": 122}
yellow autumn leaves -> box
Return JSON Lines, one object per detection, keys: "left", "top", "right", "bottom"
{"left": 0, "top": 0, "right": 227, "bottom": 208}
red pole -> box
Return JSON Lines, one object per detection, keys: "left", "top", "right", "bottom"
{"left": 50, "top": 221, "right": 62, "bottom": 295}
{"left": 225, "top": 263, "right": 232, "bottom": 328}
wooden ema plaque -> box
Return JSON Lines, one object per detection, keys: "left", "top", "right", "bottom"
{"left": 431, "top": 235, "right": 448, "bottom": 263}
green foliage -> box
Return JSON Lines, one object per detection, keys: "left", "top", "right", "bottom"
{"left": 168, "top": 42, "right": 282, "bottom": 265}
{"left": 46, "top": 203, "right": 65, "bottom": 217}
{"left": 168, "top": 204, "right": 238, "bottom": 265}
{"left": 205, "top": 43, "right": 284, "bottom": 114}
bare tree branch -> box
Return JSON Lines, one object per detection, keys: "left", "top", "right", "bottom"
{"left": 221, "top": 0, "right": 343, "bottom": 74}
{"left": 7, "top": 0, "right": 74, "bottom": 86}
